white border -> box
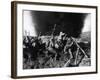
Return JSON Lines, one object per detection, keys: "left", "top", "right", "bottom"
{"left": 17, "top": 3, "right": 96, "bottom": 76}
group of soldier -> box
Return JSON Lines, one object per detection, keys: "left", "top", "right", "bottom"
{"left": 23, "top": 31, "right": 89, "bottom": 69}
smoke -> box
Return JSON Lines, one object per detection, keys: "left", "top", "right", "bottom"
{"left": 24, "top": 10, "right": 88, "bottom": 37}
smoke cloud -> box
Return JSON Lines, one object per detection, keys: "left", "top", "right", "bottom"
{"left": 24, "top": 10, "right": 89, "bottom": 37}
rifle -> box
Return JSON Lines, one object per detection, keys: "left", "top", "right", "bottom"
{"left": 71, "top": 37, "right": 88, "bottom": 58}
{"left": 49, "top": 24, "right": 56, "bottom": 47}
{"left": 51, "top": 24, "right": 56, "bottom": 38}
{"left": 63, "top": 36, "right": 88, "bottom": 67}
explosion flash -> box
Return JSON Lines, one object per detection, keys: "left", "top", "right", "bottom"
{"left": 23, "top": 11, "right": 37, "bottom": 36}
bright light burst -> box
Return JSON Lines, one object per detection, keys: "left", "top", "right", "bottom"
{"left": 82, "top": 14, "right": 91, "bottom": 32}
{"left": 23, "top": 11, "right": 37, "bottom": 36}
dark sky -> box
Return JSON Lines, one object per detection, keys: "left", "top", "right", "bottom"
{"left": 30, "top": 10, "right": 88, "bottom": 38}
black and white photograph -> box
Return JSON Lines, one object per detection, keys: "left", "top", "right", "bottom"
{"left": 11, "top": 1, "right": 97, "bottom": 78}
{"left": 23, "top": 10, "right": 91, "bottom": 69}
